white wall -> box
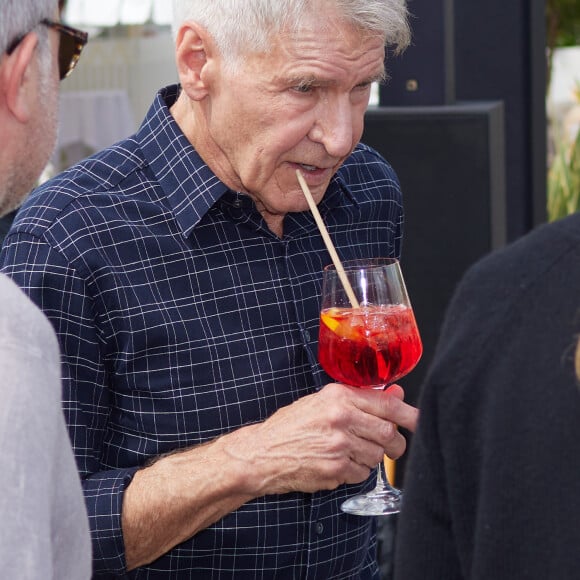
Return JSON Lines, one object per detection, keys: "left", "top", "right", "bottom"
{"left": 547, "top": 46, "right": 580, "bottom": 155}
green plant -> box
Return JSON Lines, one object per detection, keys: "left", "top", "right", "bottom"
{"left": 547, "top": 103, "right": 580, "bottom": 222}
{"left": 546, "top": 0, "right": 580, "bottom": 221}
{"left": 547, "top": 0, "right": 580, "bottom": 48}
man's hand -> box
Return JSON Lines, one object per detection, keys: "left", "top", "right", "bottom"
{"left": 225, "top": 382, "right": 418, "bottom": 495}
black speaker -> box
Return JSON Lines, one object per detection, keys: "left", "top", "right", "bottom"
{"left": 380, "top": 0, "right": 455, "bottom": 106}
{"left": 362, "top": 102, "right": 506, "bottom": 481}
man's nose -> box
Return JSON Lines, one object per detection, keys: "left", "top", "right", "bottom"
{"left": 309, "top": 98, "right": 355, "bottom": 158}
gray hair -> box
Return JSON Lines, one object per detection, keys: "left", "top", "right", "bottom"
{"left": 0, "top": 0, "right": 55, "bottom": 54}
{"left": 172, "top": 0, "right": 410, "bottom": 66}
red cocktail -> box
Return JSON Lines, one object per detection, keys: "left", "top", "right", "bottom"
{"left": 319, "top": 305, "right": 422, "bottom": 388}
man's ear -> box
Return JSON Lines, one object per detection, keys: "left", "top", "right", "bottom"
{"left": 0, "top": 32, "right": 39, "bottom": 123}
{"left": 174, "top": 22, "right": 213, "bottom": 101}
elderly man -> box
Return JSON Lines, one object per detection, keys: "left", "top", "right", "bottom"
{"left": 1, "top": 0, "right": 418, "bottom": 577}
{"left": 0, "top": 1, "right": 90, "bottom": 577}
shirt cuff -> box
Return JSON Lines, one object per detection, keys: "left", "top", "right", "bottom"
{"left": 83, "top": 467, "right": 140, "bottom": 575}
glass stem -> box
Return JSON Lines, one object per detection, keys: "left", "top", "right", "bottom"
{"left": 376, "top": 457, "right": 390, "bottom": 491}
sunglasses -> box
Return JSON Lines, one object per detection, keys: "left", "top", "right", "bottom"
{"left": 6, "top": 19, "right": 88, "bottom": 81}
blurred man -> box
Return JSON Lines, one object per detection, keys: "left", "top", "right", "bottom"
{"left": 0, "top": 1, "right": 90, "bottom": 577}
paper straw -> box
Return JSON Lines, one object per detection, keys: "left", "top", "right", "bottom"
{"left": 295, "top": 170, "right": 360, "bottom": 309}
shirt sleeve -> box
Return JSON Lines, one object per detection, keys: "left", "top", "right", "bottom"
{"left": 0, "top": 231, "right": 138, "bottom": 576}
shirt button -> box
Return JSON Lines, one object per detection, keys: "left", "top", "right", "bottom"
{"left": 316, "top": 522, "right": 324, "bottom": 535}
{"left": 232, "top": 199, "right": 242, "bottom": 208}
{"left": 303, "top": 330, "right": 311, "bottom": 342}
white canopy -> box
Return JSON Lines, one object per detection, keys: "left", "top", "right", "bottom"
{"left": 64, "top": 0, "right": 173, "bottom": 27}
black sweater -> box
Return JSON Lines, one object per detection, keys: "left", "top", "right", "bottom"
{"left": 394, "top": 212, "right": 580, "bottom": 579}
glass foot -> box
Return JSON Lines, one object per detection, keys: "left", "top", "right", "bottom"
{"left": 340, "top": 487, "right": 403, "bottom": 516}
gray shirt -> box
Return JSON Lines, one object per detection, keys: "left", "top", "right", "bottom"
{"left": 0, "top": 274, "right": 91, "bottom": 578}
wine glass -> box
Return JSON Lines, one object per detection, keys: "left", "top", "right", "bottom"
{"left": 319, "top": 257, "right": 422, "bottom": 516}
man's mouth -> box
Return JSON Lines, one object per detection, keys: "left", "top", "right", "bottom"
{"left": 291, "top": 161, "right": 335, "bottom": 182}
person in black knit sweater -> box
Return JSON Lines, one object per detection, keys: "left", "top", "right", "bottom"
{"left": 394, "top": 212, "right": 580, "bottom": 579}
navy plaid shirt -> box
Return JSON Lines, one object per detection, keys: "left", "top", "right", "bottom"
{"left": 0, "top": 85, "right": 403, "bottom": 579}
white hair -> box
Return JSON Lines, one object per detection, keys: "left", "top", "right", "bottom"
{"left": 0, "top": 0, "right": 56, "bottom": 54}
{"left": 172, "top": 0, "right": 410, "bottom": 67}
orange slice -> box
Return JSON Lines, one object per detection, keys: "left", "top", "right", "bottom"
{"left": 321, "top": 309, "right": 341, "bottom": 333}
{"left": 321, "top": 308, "right": 363, "bottom": 340}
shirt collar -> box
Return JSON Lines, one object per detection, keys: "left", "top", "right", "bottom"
{"left": 137, "top": 84, "right": 229, "bottom": 238}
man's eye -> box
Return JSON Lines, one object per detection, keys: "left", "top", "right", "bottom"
{"left": 293, "top": 83, "right": 314, "bottom": 94}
